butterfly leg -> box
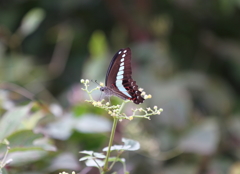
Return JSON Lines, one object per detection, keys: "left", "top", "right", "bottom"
{"left": 108, "top": 96, "right": 111, "bottom": 105}
{"left": 98, "top": 91, "right": 103, "bottom": 101}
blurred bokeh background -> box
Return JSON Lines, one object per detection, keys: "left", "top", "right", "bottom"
{"left": 0, "top": 0, "right": 240, "bottom": 174}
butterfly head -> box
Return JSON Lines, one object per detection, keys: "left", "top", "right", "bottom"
{"left": 100, "top": 86, "right": 105, "bottom": 92}
{"left": 100, "top": 86, "right": 112, "bottom": 96}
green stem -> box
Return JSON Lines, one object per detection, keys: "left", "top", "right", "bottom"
{"left": 109, "top": 151, "right": 123, "bottom": 171}
{"left": 103, "top": 117, "right": 118, "bottom": 172}
{"left": 119, "top": 100, "right": 130, "bottom": 112}
{"left": 102, "top": 101, "right": 126, "bottom": 172}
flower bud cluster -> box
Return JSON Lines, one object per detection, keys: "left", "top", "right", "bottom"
{"left": 130, "top": 105, "right": 163, "bottom": 119}
{"left": 80, "top": 78, "right": 163, "bottom": 120}
{"left": 109, "top": 108, "right": 120, "bottom": 117}
{"left": 81, "top": 79, "right": 90, "bottom": 84}
{"left": 139, "top": 88, "right": 152, "bottom": 100}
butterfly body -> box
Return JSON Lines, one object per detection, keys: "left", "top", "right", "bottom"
{"left": 101, "top": 48, "right": 144, "bottom": 104}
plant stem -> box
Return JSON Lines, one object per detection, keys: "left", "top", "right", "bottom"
{"left": 103, "top": 117, "right": 118, "bottom": 172}
{"left": 119, "top": 100, "right": 129, "bottom": 112}
{"left": 102, "top": 101, "right": 126, "bottom": 172}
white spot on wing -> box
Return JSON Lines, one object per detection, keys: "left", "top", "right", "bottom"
{"left": 124, "top": 50, "right": 127, "bottom": 53}
{"left": 117, "top": 75, "right": 123, "bottom": 80}
{"left": 120, "top": 62, "right": 124, "bottom": 66}
{"left": 117, "top": 86, "right": 126, "bottom": 92}
{"left": 120, "top": 58, "right": 124, "bottom": 62}
{"left": 117, "top": 71, "right": 124, "bottom": 76}
{"left": 118, "top": 51, "right": 122, "bottom": 54}
{"left": 116, "top": 80, "right": 122, "bottom": 86}
{"left": 122, "top": 54, "right": 126, "bottom": 57}
{"left": 115, "top": 80, "right": 131, "bottom": 97}
{"left": 117, "top": 86, "right": 131, "bottom": 97}
{"left": 119, "top": 66, "right": 124, "bottom": 71}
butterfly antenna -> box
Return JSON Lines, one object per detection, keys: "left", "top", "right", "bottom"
{"left": 90, "top": 79, "right": 101, "bottom": 86}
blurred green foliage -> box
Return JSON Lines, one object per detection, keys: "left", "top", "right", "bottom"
{"left": 0, "top": 0, "right": 240, "bottom": 173}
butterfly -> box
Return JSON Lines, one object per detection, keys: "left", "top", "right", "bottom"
{"left": 100, "top": 48, "right": 145, "bottom": 104}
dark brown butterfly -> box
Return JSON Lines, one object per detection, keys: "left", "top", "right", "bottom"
{"left": 100, "top": 48, "right": 144, "bottom": 104}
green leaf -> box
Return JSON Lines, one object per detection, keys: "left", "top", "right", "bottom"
{"left": 74, "top": 114, "right": 111, "bottom": 133}
{"left": 122, "top": 138, "right": 140, "bottom": 151}
{"left": 48, "top": 153, "right": 80, "bottom": 172}
{"left": 102, "top": 138, "right": 140, "bottom": 152}
{"left": 6, "top": 150, "right": 47, "bottom": 166}
{"left": 79, "top": 151, "right": 105, "bottom": 158}
{"left": 88, "top": 30, "right": 107, "bottom": 58}
{"left": 3, "top": 130, "right": 56, "bottom": 152}
{"left": 23, "top": 110, "right": 45, "bottom": 129}
{"left": 85, "top": 159, "right": 104, "bottom": 167}
{"left": 0, "top": 130, "right": 56, "bottom": 155}
{"left": 79, "top": 150, "right": 94, "bottom": 155}
{"left": 79, "top": 155, "right": 105, "bottom": 162}
{"left": 0, "top": 104, "right": 32, "bottom": 142}
{"left": 19, "top": 8, "right": 46, "bottom": 37}
{"left": 1, "top": 168, "right": 9, "bottom": 174}
{"left": 79, "top": 156, "right": 91, "bottom": 161}
{"left": 33, "top": 137, "right": 57, "bottom": 151}
{"left": 102, "top": 145, "right": 131, "bottom": 152}
{"left": 45, "top": 116, "right": 73, "bottom": 140}
{"left": 4, "top": 130, "right": 42, "bottom": 148}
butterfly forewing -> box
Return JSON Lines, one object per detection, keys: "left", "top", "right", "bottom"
{"left": 105, "top": 48, "right": 132, "bottom": 86}
{"left": 103, "top": 48, "right": 144, "bottom": 104}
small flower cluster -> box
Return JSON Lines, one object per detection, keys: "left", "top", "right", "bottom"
{"left": 80, "top": 79, "right": 163, "bottom": 120}
{"left": 91, "top": 99, "right": 131, "bottom": 120}
{"left": 139, "top": 88, "right": 152, "bottom": 99}
{"left": 129, "top": 105, "right": 163, "bottom": 120}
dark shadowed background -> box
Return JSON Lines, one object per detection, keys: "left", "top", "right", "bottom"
{"left": 0, "top": 0, "right": 240, "bottom": 174}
